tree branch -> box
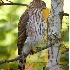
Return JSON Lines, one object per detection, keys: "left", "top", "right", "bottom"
{"left": 0, "top": 54, "right": 23, "bottom": 65}
{"left": 0, "top": 3, "right": 28, "bottom": 7}
{"left": 61, "top": 48, "right": 69, "bottom": 55}
{"left": 0, "top": 43, "right": 54, "bottom": 65}
{"left": 59, "top": 12, "right": 69, "bottom": 16}
{"left": 0, "top": 43, "right": 69, "bottom": 65}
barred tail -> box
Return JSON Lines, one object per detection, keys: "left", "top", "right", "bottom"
{"left": 18, "top": 58, "right": 26, "bottom": 70}
{"left": 18, "top": 44, "right": 26, "bottom": 70}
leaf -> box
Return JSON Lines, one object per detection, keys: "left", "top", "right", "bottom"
{"left": 0, "top": 19, "right": 7, "bottom": 22}
{"left": 37, "top": 66, "right": 42, "bottom": 70}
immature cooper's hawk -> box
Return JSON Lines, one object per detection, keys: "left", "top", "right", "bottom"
{"left": 17, "top": 0, "right": 49, "bottom": 70}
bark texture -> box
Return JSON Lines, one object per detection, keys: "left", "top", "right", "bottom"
{"left": 45, "top": 0, "right": 64, "bottom": 70}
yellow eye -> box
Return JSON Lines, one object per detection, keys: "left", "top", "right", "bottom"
{"left": 42, "top": 8, "right": 50, "bottom": 22}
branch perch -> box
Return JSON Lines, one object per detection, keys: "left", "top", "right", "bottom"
{"left": 0, "top": 43, "right": 54, "bottom": 65}
{"left": 0, "top": 3, "right": 28, "bottom": 7}
{"left": 0, "top": 43, "right": 69, "bottom": 65}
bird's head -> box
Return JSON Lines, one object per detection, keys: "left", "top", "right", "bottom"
{"left": 29, "top": 0, "right": 49, "bottom": 22}
{"left": 29, "top": 0, "right": 46, "bottom": 9}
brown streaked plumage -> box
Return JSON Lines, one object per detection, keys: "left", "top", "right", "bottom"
{"left": 17, "top": 0, "right": 47, "bottom": 70}
{"left": 17, "top": 9, "right": 29, "bottom": 55}
{"left": 17, "top": 9, "right": 29, "bottom": 70}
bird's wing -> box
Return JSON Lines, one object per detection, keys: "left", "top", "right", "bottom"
{"left": 17, "top": 9, "right": 29, "bottom": 55}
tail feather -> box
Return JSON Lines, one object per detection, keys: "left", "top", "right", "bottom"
{"left": 18, "top": 58, "right": 26, "bottom": 70}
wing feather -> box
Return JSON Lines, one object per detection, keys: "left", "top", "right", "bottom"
{"left": 17, "top": 10, "right": 29, "bottom": 55}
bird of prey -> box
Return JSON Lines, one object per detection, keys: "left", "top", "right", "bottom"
{"left": 17, "top": 0, "right": 49, "bottom": 70}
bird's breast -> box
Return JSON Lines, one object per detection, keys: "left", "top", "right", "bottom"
{"left": 24, "top": 9, "right": 47, "bottom": 46}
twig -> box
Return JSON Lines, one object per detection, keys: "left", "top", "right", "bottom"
{"left": 0, "top": 3, "right": 28, "bottom": 7}
{"left": 61, "top": 48, "right": 69, "bottom": 55}
{"left": 0, "top": 0, "right": 4, "bottom": 3}
{"left": 59, "top": 12, "right": 69, "bottom": 16}
{"left": 0, "top": 54, "right": 24, "bottom": 65}
{"left": 0, "top": 42, "right": 69, "bottom": 65}
{"left": 62, "top": 13, "right": 69, "bottom": 16}
{"left": 0, "top": 43, "right": 53, "bottom": 65}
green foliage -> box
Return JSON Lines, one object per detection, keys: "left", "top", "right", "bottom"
{"left": 60, "top": 16, "right": 69, "bottom": 70}
{"left": 60, "top": 52, "right": 69, "bottom": 70}
{"left": 0, "top": 0, "right": 69, "bottom": 70}
{"left": 0, "top": 0, "right": 21, "bottom": 70}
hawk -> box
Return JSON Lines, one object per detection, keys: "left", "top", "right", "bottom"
{"left": 17, "top": 0, "right": 49, "bottom": 70}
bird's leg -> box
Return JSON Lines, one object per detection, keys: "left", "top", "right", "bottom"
{"left": 18, "top": 44, "right": 32, "bottom": 70}
{"left": 30, "top": 47, "right": 35, "bottom": 54}
{"left": 36, "top": 47, "right": 42, "bottom": 52}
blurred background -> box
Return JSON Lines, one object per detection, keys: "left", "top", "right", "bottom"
{"left": 0, "top": 0, "right": 69, "bottom": 70}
